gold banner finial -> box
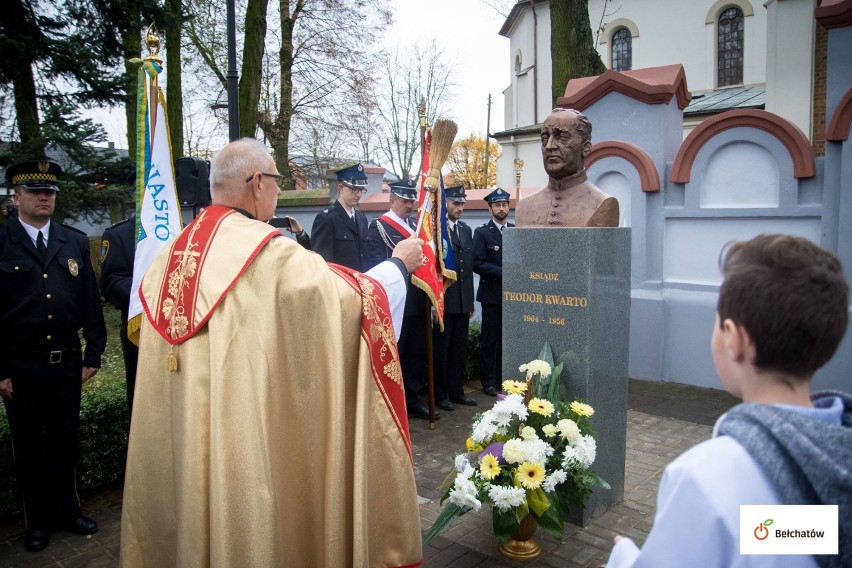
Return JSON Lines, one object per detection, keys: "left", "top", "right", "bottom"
{"left": 145, "top": 24, "right": 162, "bottom": 63}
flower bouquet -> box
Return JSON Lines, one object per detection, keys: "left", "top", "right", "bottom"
{"left": 424, "top": 343, "right": 609, "bottom": 553}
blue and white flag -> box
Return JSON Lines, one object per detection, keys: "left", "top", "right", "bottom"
{"left": 128, "top": 58, "right": 182, "bottom": 345}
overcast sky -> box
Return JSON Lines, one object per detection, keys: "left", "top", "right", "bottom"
{"left": 83, "top": 0, "right": 510, "bottom": 151}
{"left": 385, "top": 0, "right": 509, "bottom": 137}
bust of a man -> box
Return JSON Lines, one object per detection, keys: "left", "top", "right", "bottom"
{"left": 515, "top": 108, "right": 619, "bottom": 228}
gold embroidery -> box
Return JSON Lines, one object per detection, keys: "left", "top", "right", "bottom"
{"left": 162, "top": 210, "right": 206, "bottom": 342}
{"left": 354, "top": 273, "right": 402, "bottom": 386}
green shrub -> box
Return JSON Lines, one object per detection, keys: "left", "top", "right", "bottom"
{"left": 0, "top": 305, "right": 129, "bottom": 519}
{"left": 465, "top": 320, "right": 482, "bottom": 383}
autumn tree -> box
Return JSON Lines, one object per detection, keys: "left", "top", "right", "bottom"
{"left": 374, "top": 39, "right": 456, "bottom": 182}
{"left": 445, "top": 134, "right": 501, "bottom": 190}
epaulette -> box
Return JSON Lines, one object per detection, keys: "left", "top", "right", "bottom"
{"left": 478, "top": 222, "right": 490, "bottom": 228}
{"left": 61, "top": 223, "right": 88, "bottom": 236}
{"left": 107, "top": 218, "right": 132, "bottom": 230}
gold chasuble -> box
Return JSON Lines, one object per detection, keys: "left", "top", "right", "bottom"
{"left": 120, "top": 206, "right": 422, "bottom": 567}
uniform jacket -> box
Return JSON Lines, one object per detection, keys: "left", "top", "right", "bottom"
{"left": 473, "top": 219, "right": 513, "bottom": 305}
{"left": 99, "top": 217, "right": 135, "bottom": 317}
{"left": 366, "top": 216, "right": 425, "bottom": 317}
{"left": 0, "top": 218, "right": 106, "bottom": 375}
{"left": 445, "top": 220, "right": 474, "bottom": 314}
{"left": 311, "top": 200, "right": 369, "bottom": 271}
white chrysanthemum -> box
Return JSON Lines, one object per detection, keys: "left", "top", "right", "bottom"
{"left": 521, "top": 437, "right": 554, "bottom": 464}
{"left": 562, "top": 445, "right": 579, "bottom": 468}
{"left": 492, "top": 394, "right": 528, "bottom": 427}
{"left": 520, "top": 426, "right": 538, "bottom": 440}
{"left": 454, "top": 454, "right": 470, "bottom": 473}
{"left": 502, "top": 438, "right": 526, "bottom": 464}
{"left": 542, "top": 469, "right": 568, "bottom": 492}
{"left": 557, "top": 418, "right": 581, "bottom": 443}
{"left": 471, "top": 410, "right": 499, "bottom": 443}
{"left": 449, "top": 476, "right": 482, "bottom": 511}
{"left": 519, "top": 359, "right": 552, "bottom": 378}
{"left": 542, "top": 424, "right": 558, "bottom": 437}
{"left": 488, "top": 485, "right": 527, "bottom": 511}
{"left": 574, "top": 434, "right": 597, "bottom": 467}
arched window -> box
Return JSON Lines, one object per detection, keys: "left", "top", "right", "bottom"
{"left": 717, "top": 7, "right": 744, "bottom": 87}
{"left": 515, "top": 50, "right": 522, "bottom": 75}
{"left": 611, "top": 27, "right": 632, "bottom": 72}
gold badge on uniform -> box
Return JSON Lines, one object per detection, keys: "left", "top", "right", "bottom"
{"left": 68, "top": 258, "right": 79, "bottom": 276}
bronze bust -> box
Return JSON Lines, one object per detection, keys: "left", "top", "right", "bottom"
{"left": 515, "top": 108, "right": 619, "bottom": 228}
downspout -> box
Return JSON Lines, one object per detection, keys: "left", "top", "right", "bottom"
{"left": 530, "top": 0, "right": 538, "bottom": 122}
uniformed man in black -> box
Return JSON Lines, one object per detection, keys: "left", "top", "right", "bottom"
{"left": 0, "top": 160, "right": 106, "bottom": 552}
{"left": 433, "top": 185, "right": 477, "bottom": 411}
{"left": 366, "top": 180, "right": 436, "bottom": 420}
{"left": 99, "top": 216, "right": 139, "bottom": 419}
{"left": 472, "top": 188, "right": 513, "bottom": 397}
{"left": 310, "top": 162, "right": 369, "bottom": 270}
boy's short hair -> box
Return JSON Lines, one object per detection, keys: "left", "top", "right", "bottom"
{"left": 718, "top": 234, "right": 849, "bottom": 378}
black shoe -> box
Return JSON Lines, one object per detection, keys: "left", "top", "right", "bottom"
{"left": 436, "top": 400, "right": 455, "bottom": 411}
{"left": 66, "top": 515, "right": 98, "bottom": 535}
{"left": 483, "top": 386, "right": 498, "bottom": 397}
{"left": 408, "top": 405, "right": 440, "bottom": 420}
{"left": 451, "top": 396, "right": 478, "bottom": 406}
{"left": 24, "top": 530, "right": 49, "bottom": 552}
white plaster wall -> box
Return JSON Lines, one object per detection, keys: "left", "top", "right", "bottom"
{"left": 664, "top": 217, "right": 823, "bottom": 286}
{"left": 495, "top": 132, "right": 546, "bottom": 190}
{"left": 764, "top": 0, "right": 816, "bottom": 138}
{"left": 587, "top": 0, "right": 767, "bottom": 92}
{"left": 504, "top": 2, "right": 553, "bottom": 129}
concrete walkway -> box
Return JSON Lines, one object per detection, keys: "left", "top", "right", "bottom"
{"left": 0, "top": 380, "right": 737, "bottom": 567}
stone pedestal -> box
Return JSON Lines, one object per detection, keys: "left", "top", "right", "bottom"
{"left": 502, "top": 228, "right": 631, "bottom": 524}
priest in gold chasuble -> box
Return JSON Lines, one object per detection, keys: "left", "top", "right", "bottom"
{"left": 120, "top": 139, "right": 425, "bottom": 568}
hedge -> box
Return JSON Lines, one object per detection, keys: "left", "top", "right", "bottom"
{"left": 0, "top": 306, "right": 128, "bottom": 519}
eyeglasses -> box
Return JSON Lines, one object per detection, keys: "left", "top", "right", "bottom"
{"left": 246, "top": 172, "right": 285, "bottom": 188}
{"left": 346, "top": 185, "right": 367, "bottom": 194}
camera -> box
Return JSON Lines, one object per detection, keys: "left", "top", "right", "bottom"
{"left": 267, "top": 217, "right": 292, "bottom": 229}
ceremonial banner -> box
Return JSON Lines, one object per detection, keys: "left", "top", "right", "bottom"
{"left": 127, "top": 58, "right": 183, "bottom": 345}
{"left": 413, "top": 131, "right": 457, "bottom": 330}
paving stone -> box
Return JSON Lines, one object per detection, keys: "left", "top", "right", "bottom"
{"left": 0, "top": 379, "right": 732, "bottom": 567}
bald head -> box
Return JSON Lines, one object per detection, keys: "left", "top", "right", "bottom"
{"left": 209, "top": 138, "right": 282, "bottom": 221}
{"left": 210, "top": 138, "right": 275, "bottom": 201}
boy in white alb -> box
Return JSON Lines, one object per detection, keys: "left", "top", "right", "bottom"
{"left": 607, "top": 234, "right": 851, "bottom": 568}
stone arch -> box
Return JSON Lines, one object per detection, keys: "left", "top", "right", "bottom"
{"left": 705, "top": 0, "right": 754, "bottom": 23}
{"left": 586, "top": 141, "right": 660, "bottom": 192}
{"left": 671, "top": 109, "right": 816, "bottom": 183}
{"left": 599, "top": 18, "right": 639, "bottom": 44}
{"left": 827, "top": 88, "right": 852, "bottom": 142}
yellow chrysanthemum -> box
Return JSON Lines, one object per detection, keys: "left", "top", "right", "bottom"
{"left": 480, "top": 453, "right": 501, "bottom": 480}
{"left": 516, "top": 462, "right": 545, "bottom": 489}
{"left": 466, "top": 438, "right": 483, "bottom": 452}
{"left": 570, "top": 401, "right": 595, "bottom": 417}
{"left": 528, "top": 397, "right": 555, "bottom": 417}
{"left": 502, "top": 380, "right": 527, "bottom": 395}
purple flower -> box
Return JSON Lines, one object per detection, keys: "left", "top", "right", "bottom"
{"left": 479, "top": 442, "right": 506, "bottom": 464}
{"left": 496, "top": 393, "right": 507, "bottom": 401}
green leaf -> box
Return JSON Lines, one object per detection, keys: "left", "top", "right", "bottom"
{"left": 492, "top": 507, "right": 523, "bottom": 543}
{"left": 527, "top": 487, "right": 551, "bottom": 517}
{"left": 538, "top": 341, "right": 555, "bottom": 367}
{"left": 764, "top": 519, "right": 774, "bottom": 526}
{"left": 533, "top": 495, "right": 565, "bottom": 542}
{"left": 423, "top": 503, "right": 469, "bottom": 545}
{"left": 588, "top": 471, "right": 611, "bottom": 490}
{"left": 547, "top": 361, "right": 564, "bottom": 403}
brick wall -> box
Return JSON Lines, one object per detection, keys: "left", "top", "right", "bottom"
{"left": 812, "top": 21, "right": 828, "bottom": 156}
